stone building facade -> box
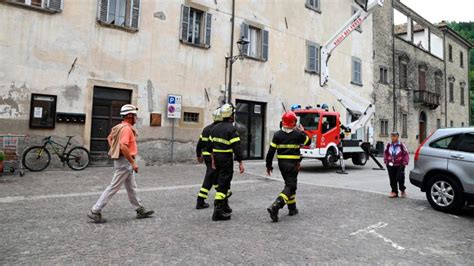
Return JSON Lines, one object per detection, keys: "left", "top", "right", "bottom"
{"left": 372, "top": 0, "right": 471, "bottom": 151}
{"left": 0, "top": 0, "right": 375, "bottom": 164}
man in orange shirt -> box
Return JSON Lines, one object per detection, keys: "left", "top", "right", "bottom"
{"left": 88, "top": 104, "right": 154, "bottom": 223}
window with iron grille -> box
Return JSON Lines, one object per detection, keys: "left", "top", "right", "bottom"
{"left": 305, "top": 0, "right": 320, "bottom": 12}
{"left": 183, "top": 112, "right": 199, "bottom": 123}
{"left": 380, "top": 119, "right": 389, "bottom": 137}
{"left": 449, "top": 82, "right": 454, "bottom": 103}
{"left": 401, "top": 114, "right": 408, "bottom": 138}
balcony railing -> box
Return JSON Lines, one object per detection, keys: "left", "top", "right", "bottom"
{"left": 413, "top": 90, "right": 440, "bottom": 109}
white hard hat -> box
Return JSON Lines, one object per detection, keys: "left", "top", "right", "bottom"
{"left": 120, "top": 104, "right": 138, "bottom": 116}
{"left": 212, "top": 108, "right": 223, "bottom": 122}
{"left": 220, "top": 104, "right": 234, "bottom": 118}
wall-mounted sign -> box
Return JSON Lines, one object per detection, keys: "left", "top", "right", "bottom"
{"left": 167, "top": 94, "right": 182, "bottom": 119}
{"left": 29, "top": 93, "right": 57, "bottom": 129}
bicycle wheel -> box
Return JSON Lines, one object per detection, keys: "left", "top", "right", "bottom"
{"left": 22, "top": 146, "right": 51, "bottom": 172}
{"left": 66, "top": 146, "right": 90, "bottom": 171}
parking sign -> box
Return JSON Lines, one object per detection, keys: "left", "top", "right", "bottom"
{"left": 167, "top": 95, "right": 182, "bottom": 119}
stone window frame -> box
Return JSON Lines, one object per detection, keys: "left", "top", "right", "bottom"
{"left": 241, "top": 21, "right": 269, "bottom": 62}
{"left": 4, "top": 0, "right": 63, "bottom": 13}
{"left": 448, "top": 44, "right": 453, "bottom": 62}
{"left": 460, "top": 81, "right": 466, "bottom": 106}
{"left": 401, "top": 113, "right": 408, "bottom": 138}
{"left": 460, "top": 51, "right": 464, "bottom": 68}
{"left": 380, "top": 119, "right": 389, "bottom": 137}
{"left": 379, "top": 66, "right": 388, "bottom": 84}
{"left": 448, "top": 75, "right": 455, "bottom": 103}
{"left": 436, "top": 119, "right": 441, "bottom": 129}
{"left": 418, "top": 63, "right": 428, "bottom": 91}
{"left": 434, "top": 70, "right": 443, "bottom": 95}
{"left": 398, "top": 54, "right": 409, "bottom": 89}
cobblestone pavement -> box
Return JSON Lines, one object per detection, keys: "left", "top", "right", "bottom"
{"left": 0, "top": 162, "right": 473, "bottom": 264}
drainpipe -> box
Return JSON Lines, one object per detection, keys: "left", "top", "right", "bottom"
{"left": 227, "top": 0, "right": 235, "bottom": 104}
{"left": 391, "top": 1, "right": 397, "bottom": 131}
{"left": 443, "top": 30, "right": 448, "bottom": 127}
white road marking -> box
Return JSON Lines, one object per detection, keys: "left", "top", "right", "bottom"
{"left": 0, "top": 180, "right": 261, "bottom": 204}
{"left": 350, "top": 222, "right": 406, "bottom": 251}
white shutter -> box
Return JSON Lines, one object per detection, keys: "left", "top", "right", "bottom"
{"left": 240, "top": 22, "right": 249, "bottom": 55}
{"left": 46, "top": 0, "right": 63, "bottom": 11}
{"left": 180, "top": 5, "right": 190, "bottom": 41}
{"left": 262, "top": 29, "right": 269, "bottom": 61}
{"left": 204, "top": 13, "right": 212, "bottom": 47}
{"left": 130, "top": 0, "right": 140, "bottom": 29}
{"left": 98, "top": 0, "right": 109, "bottom": 22}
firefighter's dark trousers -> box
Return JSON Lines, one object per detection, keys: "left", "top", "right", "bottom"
{"left": 214, "top": 153, "right": 234, "bottom": 200}
{"left": 278, "top": 159, "right": 299, "bottom": 209}
{"left": 197, "top": 156, "right": 217, "bottom": 200}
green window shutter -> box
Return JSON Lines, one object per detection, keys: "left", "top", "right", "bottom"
{"left": 240, "top": 22, "right": 249, "bottom": 55}
{"left": 98, "top": 0, "right": 109, "bottom": 22}
{"left": 204, "top": 13, "right": 212, "bottom": 47}
{"left": 47, "top": 0, "right": 63, "bottom": 11}
{"left": 262, "top": 29, "right": 269, "bottom": 61}
{"left": 130, "top": 0, "right": 140, "bottom": 29}
{"left": 180, "top": 5, "right": 190, "bottom": 41}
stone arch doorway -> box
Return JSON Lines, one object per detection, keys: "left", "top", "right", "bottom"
{"left": 419, "top": 111, "right": 427, "bottom": 144}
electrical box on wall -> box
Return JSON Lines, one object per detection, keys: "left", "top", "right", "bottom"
{"left": 150, "top": 113, "right": 162, "bottom": 127}
{"left": 29, "top": 93, "right": 57, "bottom": 129}
{"left": 56, "top": 113, "right": 86, "bottom": 124}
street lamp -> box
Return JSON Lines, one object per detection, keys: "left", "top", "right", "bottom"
{"left": 225, "top": 36, "right": 249, "bottom": 103}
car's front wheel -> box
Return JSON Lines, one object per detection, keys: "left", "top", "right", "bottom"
{"left": 426, "top": 175, "right": 465, "bottom": 213}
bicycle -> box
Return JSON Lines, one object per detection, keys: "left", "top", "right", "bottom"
{"left": 22, "top": 136, "right": 90, "bottom": 172}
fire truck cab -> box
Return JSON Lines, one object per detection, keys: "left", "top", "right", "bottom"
{"left": 294, "top": 107, "right": 369, "bottom": 168}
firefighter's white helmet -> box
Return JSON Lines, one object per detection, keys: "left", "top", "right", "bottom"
{"left": 219, "top": 104, "right": 234, "bottom": 118}
{"left": 120, "top": 104, "right": 138, "bottom": 116}
{"left": 212, "top": 108, "right": 223, "bottom": 122}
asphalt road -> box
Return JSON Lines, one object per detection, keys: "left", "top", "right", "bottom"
{"left": 0, "top": 159, "right": 473, "bottom": 264}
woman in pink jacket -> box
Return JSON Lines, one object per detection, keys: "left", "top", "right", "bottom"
{"left": 384, "top": 131, "right": 410, "bottom": 198}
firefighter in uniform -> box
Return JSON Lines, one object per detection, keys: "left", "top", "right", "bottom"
{"left": 266, "top": 111, "right": 311, "bottom": 222}
{"left": 209, "top": 103, "right": 244, "bottom": 221}
{"left": 195, "top": 108, "right": 222, "bottom": 209}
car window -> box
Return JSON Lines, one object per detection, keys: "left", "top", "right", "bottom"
{"left": 457, "top": 133, "right": 474, "bottom": 153}
{"left": 297, "top": 113, "right": 320, "bottom": 131}
{"left": 321, "top": 115, "right": 337, "bottom": 133}
{"left": 429, "top": 134, "right": 461, "bottom": 150}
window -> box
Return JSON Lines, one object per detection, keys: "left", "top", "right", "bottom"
{"left": 418, "top": 67, "right": 426, "bottom": 91}
{"left": 457, "top": 133, "right": 474, "bottom": 153}
{"left": 306, "top": 41, "right": 320, "bottom": 74}
{"left": 448, "top": 44, "right": 453, "bottom": 62}
{"left": 460, "top": 51, "right": 464, "bottom": 68}
{"left": 429, "top": 134, "right": 461, "bottom": 150}
{"left": 241, "top": 23, "right": 269, "bottom": 61}
{"left": 379, "top": 66, "right": 388, "bottom": 84}
{"left": 449, "top": 82, "right": 454, "bottom": 103}
{"left": 305, "top": 0, "right": 320, "bottom": 12}
{"left": 460, "top": 84, "right": 465, "bottom": 106}
{"left": 351, "top": 57, "right": 362, "bottom": 85}
{"left": 399, "top": 60, "right": 408, "bottom": 89}
{"left": 183, "top": 112, "right": 199, "bottom": 123}
{"left": 297, "top": 113, "right": 320, "bottom": 131}
{"left": 351, "top": 6, "right": 362, "bottom": 32}
{"left": 401, "top": 114, "right": 408, "bottom": 137}
{"left": 436, "top": 119, "right": 441, "bottom": 129}
{"left": 434, "top": 74, "right": 442, "bottom": 94}
{"left": 180, "top": 5, "right": 212, "bottom": 47}
{"left": 10, "top": 0, "right": 63, "bottom": 11}
{"left": 321, "top": 115, "right": 337, "bottom": 133}
{"left": 450, "top": 120, "right": 454, "bottom": 127}
{"left": 380, "top": 119, "right": 389, "bottom": 137}
{"left": 98, "top": 0, "right": 141, "bottom": 30}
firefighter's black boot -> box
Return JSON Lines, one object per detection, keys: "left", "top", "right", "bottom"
{"left": 196, "top": 197, "right": 209, "bottom": 209}
{"left": 267, "top": 196, "right": 285, "bottom": 222}
{"left": 212, "top": 200, "right": 231, "bottom": 221}
{"left": 223, "top": 198, "right": 232, "bottom": 214}
{"left": 288, "top": 205, "right": 299, "bottom": 216}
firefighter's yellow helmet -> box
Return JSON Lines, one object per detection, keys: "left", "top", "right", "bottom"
{"left": 220, "top": 103, "right": 235, "bottom": 118}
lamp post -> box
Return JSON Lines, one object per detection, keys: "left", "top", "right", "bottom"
{"left": 225, "top": 36, "right": 249, "bottom": 103}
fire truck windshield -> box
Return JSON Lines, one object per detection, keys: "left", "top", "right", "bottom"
{"left": 296, "top": 113, "right": 320, "bottom": 131}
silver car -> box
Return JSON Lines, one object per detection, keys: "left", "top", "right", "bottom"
{"left": 410, "top": 127, "right": 474, "bottom": 213}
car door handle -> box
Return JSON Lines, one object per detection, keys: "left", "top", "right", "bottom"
{"left": 451, "top": 154, "right": 464, "bottom": 160}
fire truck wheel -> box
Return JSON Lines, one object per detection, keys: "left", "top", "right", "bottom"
{"left": 352, "top": 152, "right": 368, "bottom": 166}
{"left": 322, "top": 148, "right": 338, "bottom": 168}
